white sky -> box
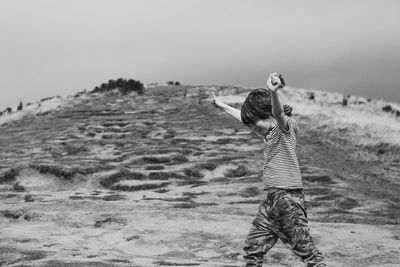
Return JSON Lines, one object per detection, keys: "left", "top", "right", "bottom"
{"left": 0, "top": 0, "right": 399, "bottom": 109}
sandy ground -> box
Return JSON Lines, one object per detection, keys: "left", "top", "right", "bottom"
{"left": 0, "top": 85, "right": 399, "bottom": 266}
{"left": 1, "top": 189, "right": 399, "bottom": 267}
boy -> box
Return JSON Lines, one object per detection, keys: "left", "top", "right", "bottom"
{"left": 211, "top": 73, "right": 325, "bottom": 267}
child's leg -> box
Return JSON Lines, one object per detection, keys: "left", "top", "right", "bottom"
{"left": 277, "top": 191, "right": 326, "bottom": 267}
{"left": 243, "top": 199, "right": 279, "bottom": 267}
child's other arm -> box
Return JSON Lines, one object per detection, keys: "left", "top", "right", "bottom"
{"left": 267, "top": 73, "right": 289, "bottom": 131}
{"left": 210, "top": 92, "right": 242, "bottom": 123}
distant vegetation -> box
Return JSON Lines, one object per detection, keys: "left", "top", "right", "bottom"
{"left": 91, "top": 78, "right": 144, "bottom": 95}
{"left": 382, "top": 104, "right": 400, "bottom": 117}
{"left": 167, "top": 81, "right": 181, "bottom": 86}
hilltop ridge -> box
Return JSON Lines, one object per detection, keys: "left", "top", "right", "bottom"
{"left": 0, "top": 84, "right": 399, "bottom": 266}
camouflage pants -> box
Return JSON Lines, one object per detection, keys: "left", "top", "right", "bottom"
{"left": 243, "top": 189, "right": 325, "bottom": 267}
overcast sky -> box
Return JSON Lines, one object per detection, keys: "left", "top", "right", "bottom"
{"left": 0, "top": 0, "right": 399, "bottom": 109}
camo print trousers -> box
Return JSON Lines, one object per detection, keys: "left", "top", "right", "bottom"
{"left": 243, "top": 189, "right": 326, "bottom": 267}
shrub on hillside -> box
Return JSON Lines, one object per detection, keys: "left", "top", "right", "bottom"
{"left": 91, "top": 78, "right": 144, "bottom": 95}
{"left": 167, "top": 81, "right": 181, "bottom": 86}
{"left": 382, "top": 105, "right": 400, "bottom": 117}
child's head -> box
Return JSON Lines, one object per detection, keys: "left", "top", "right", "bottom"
{"left": 240, "top": 88, "right": 292, "bottom": 127}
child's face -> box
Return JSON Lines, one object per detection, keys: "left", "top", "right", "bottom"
{"left": 250, "top": 118, "right": 275, "bottom": 136}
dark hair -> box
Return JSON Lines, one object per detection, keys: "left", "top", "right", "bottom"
{"left": 240, "top": 88, "right": 293, "bottom": 126}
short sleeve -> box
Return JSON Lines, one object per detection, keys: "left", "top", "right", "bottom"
{"left": 278, "top": 116, "right": 299, "bottom": 136}
{"left": 290, "top": 117, "right": 299, "bottom": 135}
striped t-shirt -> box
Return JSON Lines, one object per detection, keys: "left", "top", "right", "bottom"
{"left": 262, "top": 116, "right": 303, "bottom": 189}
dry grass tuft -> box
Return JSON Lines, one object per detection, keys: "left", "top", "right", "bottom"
{"left": 0, "top": 168, "right": 20, "bottom": 184}
{"left": 224, "top": 165, "right": 252, "bottom": 178}
{"left": 100, "top": 169, "right": 145, "bottom": 188}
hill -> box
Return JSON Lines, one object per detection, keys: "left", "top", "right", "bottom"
{"left": 0, "top": 84, "right": 399, "bottom": 266}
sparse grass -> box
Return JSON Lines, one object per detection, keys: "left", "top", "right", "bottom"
{"left": 154, "top": 260, "right": 200, "bottom": 266}
{"left": 1, "top": 210, "right": 24, "bottom": 219}
{"left": 335, "top": 197, "right": 359, "bottom": 210}
{"left": 142, "top": 156, "right": 171, "bottom": 164}
{"left": 30, "top": 164, "right": 78, "bottom": 180}
{"left": 170, "top": 154, "right": 189, "bottom": 164}
{"left": 172, "top": 202, "right": 217, "bottom": 209}
{"left": 158, "top": 148, "right": 193, "bottom": 155}
{"left": 145, "top": 165, "right": 165, "bottom": 170}
{"left": 148, "top": 172, "right": 185, "bottom": 180}
{"left": 63, "top": 143, "right": 88, "bottom": 155}
{"left": 13, "top": 182, "right": 25, "bottom": 192}
{"left": 214, "top": 155, "right": 247, "bottom": 164}
{"left": 143, "top": 197, "right": 194, "bottom": 202}
{"left": 154, "top": 188, "right": 169, "bottom": 193}
{"left": 228, "top": 200, "right": 260, "bottom": 204}
{"left": 314, "top": 194, "right": 342, "bottom": 201}
{"left": 69, "top": 195, "right": 102, "bottom": 200}
{"left": 183, "top": 168, "right": 204, "bottom": 179}
{"left": 101, "top": 134, "right": 114, "bottom": 139}
{"left": 302, "top": 175, "right": 334, "bottom": 185}
{"left": 87, "top": 132, "right": 96, "bottom": 137}
{"left": 102, "top": 122, "right": 130, "bottom": 127}
{"left": 209, "top": 177, "right": 230, "bottom": 183}
{"left": 112, "top": 182, "right": 170, "bottom": 191}
{"left": 304, "top": 187, "right": 331, "bottom": 195}
{"left": 224, "top": 165, "right": 252, "bottom": 178}
{"left": 0, "top": 168, "right": 20, "bottom": 183}
{"left": 177, "top": 180, "right": 208, "bottom": 187}
{"left": 171, "top": 203, "right": 198, "bottom": 209}
{"left": 283, "top": 87, "right": 400, "bottom": 147}
{"left": 238, "top": 187, "right": 260, "bottom": 198}
{"left": 163, "top": 129, "right": 176, "bottom": 139}
{"left": 102, "top": 194, "right": 126, "bottom": 201}
{"left": 182, "top": 191, "right": 208, "bottom": 197}
{"left": 141, "top": 155, "right": 189, "bottom": 165}
{"left": 94, "top": 217, "right": 126, "bottom": 228}
{"left": 100, "top": 169, "right": 145, "bottom": 188}
{"left": 212, "top": 138, "right": 237, "bottom": 145}
{"left": 364, "top": 142, "right": 400, "bottom": 155}
{"left": 195, "top": 162, "right": 218, "bottom": 171}
{"left": 125, "top": 172, "right": 146, "bottom": 180}
{"left": 269, "top": 252, "right": 287, "bottom": 263}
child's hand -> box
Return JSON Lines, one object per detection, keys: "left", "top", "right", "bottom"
{"left": 267, "top": 72, "right": 285, "bottom": 92}
{"left": 210, "top": 92, "right": 222, "bottom": 108}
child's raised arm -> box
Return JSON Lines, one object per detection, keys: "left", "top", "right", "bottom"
{"left": 210, "top": 92, "right": 242, "bottom": 123}
{"left": 267, "top": 73, "right": 289, "bottom": 131}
